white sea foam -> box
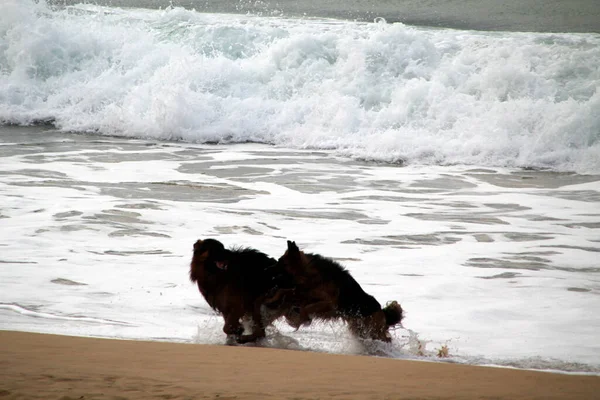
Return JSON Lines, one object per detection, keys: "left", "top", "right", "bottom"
{"left": 1, "top": 1, "right": 599, "bottom": 173}
{"left": 1, "top": 128, "right": 599, "bottom": 372}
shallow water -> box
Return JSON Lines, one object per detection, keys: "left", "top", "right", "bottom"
{"left": 1, "top": 125, "right": 599, "bottom": 373}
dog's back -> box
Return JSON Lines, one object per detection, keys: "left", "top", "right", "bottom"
{"left": 225, "top": 246, "right": 293, "bottom": 308}
{"left": 303, "top": 253, "right": 382, "bottom": 317}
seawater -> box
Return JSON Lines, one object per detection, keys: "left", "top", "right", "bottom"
{"left": 1, "top": 0, "right": 599, "bottom": 173}
{"left": 1, "top": 126, "right": 599, "bottom": 373}
{"left": 1, "top": 1, "right": 600, "bottom": 373}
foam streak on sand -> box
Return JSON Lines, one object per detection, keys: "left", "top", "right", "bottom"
{"left": 0, "top": 303, "right": 132, "bottom": 326}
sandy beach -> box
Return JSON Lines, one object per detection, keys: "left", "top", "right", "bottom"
{"left": 1, "top": 330, "right": 599, "bottom": 400}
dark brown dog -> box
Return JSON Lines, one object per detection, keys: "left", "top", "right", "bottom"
{"left": 274, "top": 240, "right": 404, "bottom": 342}
{"left": 189, "top": 238, "right": 294, "bottom": 342}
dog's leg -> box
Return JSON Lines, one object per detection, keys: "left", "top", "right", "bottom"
{"left": 236, "top": 296, "right": 269, "bottom": 344}
{"left": 263, "top": 288, "right": 294, "bottom": 306}
{"left": 296, "top": 300, "right": 337, "bottom": 326}
{"left": 222, "top": 311, "right": 244, "bottom": 336}
{"left": 285, "top": 307, "right": 308, "bottom": 330}
{"left": 238, "top": 287, "right": 297, "bottom": 343}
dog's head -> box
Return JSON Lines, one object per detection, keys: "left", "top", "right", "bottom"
{"left": 191, "top": 239, "right": 230, "bottom": 277}
{"left": 349, "top": 296, "right": 400, "bottom": 343}
{"left": 348, "top": 310, "right": 392, "bottom": 342}
{"left": 360, "top": 301, "right": 403, "bottom": 342}
{"left": 275, "top": 240, "right": 308, "bottom": 275}
{"left": 382, "top": 300, "right": 404, "bottom": 327}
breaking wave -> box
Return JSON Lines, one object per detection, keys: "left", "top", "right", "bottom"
{"left": 2, "top": 1, "right": 599, "bottom": 173}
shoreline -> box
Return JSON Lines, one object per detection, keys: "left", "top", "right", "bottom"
{"left": 1, "top": 330, "right": 599, "bottom": 399}
{"left": 1, "top": 126, "right": 600, "bottom": 378}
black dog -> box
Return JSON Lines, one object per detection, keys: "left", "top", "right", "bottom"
{"left": 274, "top": 241, "right": 403, "bottom": 342}
{"left": 189, "top": 238, "right": 294, "bottom": 342}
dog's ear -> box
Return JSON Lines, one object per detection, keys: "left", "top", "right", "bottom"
{"left": 287, "top": 240, "right": 300, "bottom": 254}
{"left": 193, "top": 240, "right": 204, "bottom": 251}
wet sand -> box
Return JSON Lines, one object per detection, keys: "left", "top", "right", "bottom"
{"left": 1, "top": 330, "right": 599, "bottom": 400}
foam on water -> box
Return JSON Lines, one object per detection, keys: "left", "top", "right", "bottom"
{"left": 1, "top": 1, "right": 600, "bottom": 173}
{"left": 1, "top": 125, "right": 599, "bottom": 373}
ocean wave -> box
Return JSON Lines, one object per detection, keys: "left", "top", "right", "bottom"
{"left": 1, "top": 1, "right": 599, "bottom": 173}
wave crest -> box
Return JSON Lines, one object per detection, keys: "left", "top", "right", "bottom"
{"left": 1, "top": 1, "right": 599, "bottom": 173}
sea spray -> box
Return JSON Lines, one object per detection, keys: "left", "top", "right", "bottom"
{"left": 1, "top": 1, "right": 599, "bottom": 173}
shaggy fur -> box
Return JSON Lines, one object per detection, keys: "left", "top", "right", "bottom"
{"left": 189, "top": 238, "right": 293, "bottom": 342}
{"left": 274, "top": 240, "right": 403, "bottom": 342}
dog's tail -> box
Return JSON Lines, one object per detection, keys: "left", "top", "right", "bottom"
{"left": 383, "top": 300, "right": 403, "bottom": 326}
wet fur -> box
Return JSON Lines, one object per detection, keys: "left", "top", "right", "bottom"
{"left": 189, "top": 239, "right": 293, "bottom": 342}
{"left": 275, "top": 241, "right": 403, "bottom": 342}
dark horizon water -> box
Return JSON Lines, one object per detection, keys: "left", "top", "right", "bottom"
{"left": 51, "top": 0, "right": 600, "bottom": 33}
